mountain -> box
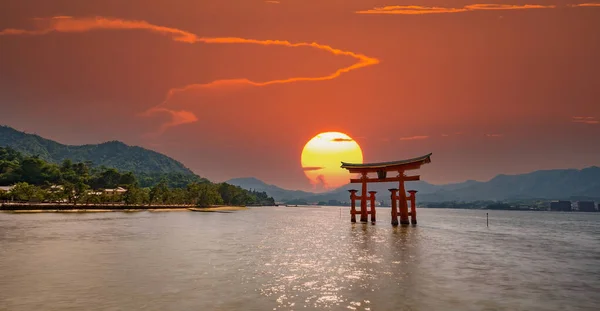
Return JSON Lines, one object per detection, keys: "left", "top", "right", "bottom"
{"left": 226, "top": 177, "right": 314, "bottom": 201}
{"left": 227, "top": 176, "right": 443, "bottom": 203}
{"left": 423, "top": 167, "right": 600, "bottom": 202}
{"left": 0, "top": 125, "right": 194, "bottom": 175}
{"left": 229, "top": 167, "right": 600, "bottom": 203}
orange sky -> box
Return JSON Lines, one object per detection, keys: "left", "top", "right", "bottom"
{"left": 1, "top": 0, "right": 599, "bottom": 191}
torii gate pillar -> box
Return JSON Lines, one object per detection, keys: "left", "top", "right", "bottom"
{"left": 360, "top": 173, "right": 368, "bottom": 223}
{"left": 369, "top": 191, "right": 377, "bottom": 223}
{"left": 408, "top": 190, "right": 418, "bottom": 225}
{"left": 389, "top": 188, "right": 399, "bottom": 226}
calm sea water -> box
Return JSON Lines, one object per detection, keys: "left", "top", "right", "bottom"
{"left": 1, "top": 207, "right": 599, "bottom": 311}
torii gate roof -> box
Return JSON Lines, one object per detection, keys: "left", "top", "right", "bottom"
{"left": 340, "top": 153, "right": 432, "bottom": 173}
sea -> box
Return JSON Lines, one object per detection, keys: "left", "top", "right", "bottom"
{"left": 1, "top": 207, "right": 599, "bottom": 311}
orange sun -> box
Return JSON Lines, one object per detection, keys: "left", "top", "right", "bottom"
{"left": 301, "top": 132, "right": 363, "bottom": 190}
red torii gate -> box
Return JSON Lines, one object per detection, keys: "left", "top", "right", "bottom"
{"left": 340, "top": 153, "right": 432, "bottom": 226}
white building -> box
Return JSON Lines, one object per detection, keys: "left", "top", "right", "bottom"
{"left": 0, "top": 185, "right": 15, "bottom": 193}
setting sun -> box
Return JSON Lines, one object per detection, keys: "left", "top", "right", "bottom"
{"left": 301, "top": 132, "right": 363, "bottom": 190}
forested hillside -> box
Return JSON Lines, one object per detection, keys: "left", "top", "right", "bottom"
{"left": 0, "top": 126, "right": 194, "bottom": 175}
{"left": 0, "top": 147, "right": 274, "bottom": 206}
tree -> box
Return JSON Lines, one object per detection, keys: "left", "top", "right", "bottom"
{"left": 60, "top": 159, "right": 73, "bottom": 173}
{"left": 217, "top": 183, "right": 253, "bottom": 206}
{"left": 119, "top": 172, "right": 137, "bottom": 187}
{"left": 196, "top": 183, "right": 223, "bottom": 207}
{"left": 84, "top": 192, "right": 101, "bottom": 205}
{"left": 124, "top": 186, "right": 149, "bottom": 205}
{"left": 19, "top": 157, "right": 50, "bottom": 185}
{"left": 9, "top": 182, "right": 46, "bottom": 202}
{"left": 73, "top": 162, "right": 90, "bottom": 177}
{"left": 149, "top": 180, "right": 169, "bottom": 205}
{"left": 0, "top": 189, "right": 9, "bottom": 200}
{"left": 0, "top": 147, "right": 276, "bottom": 207}
{"left": 73, "top": 181, "right": 90, "bottom": 205}
{"left": 61, "top": 182, "right": 76, "bottom": 204}
{"left": 186, "top": 182, "right": 201, "bottom": 204}
{"left": 95, "top": 168, "right": 122, "bottom": 189}
{"left": 165, "top": 188, "right": 186, "bottom": 205}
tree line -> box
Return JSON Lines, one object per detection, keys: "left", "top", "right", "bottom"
{"left": 0, "top": 147, "right": 275, "bottom": 207}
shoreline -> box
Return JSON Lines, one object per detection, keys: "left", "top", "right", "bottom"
{"left": 188, "top": 206, "right": 248, "bottom": 212}
{"left": 0, "top": 204, "right": 248, "bottom": 214}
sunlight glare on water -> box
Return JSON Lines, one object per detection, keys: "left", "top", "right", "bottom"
{"left": 1, "top": 207, "right": 599, "bottom": 310}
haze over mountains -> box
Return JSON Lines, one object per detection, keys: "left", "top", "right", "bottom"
{"left": 228, "top": 166, "right": 600, "bottom": 203}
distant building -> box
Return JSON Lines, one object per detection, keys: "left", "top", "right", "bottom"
{"left": 49, "top": 185, "right": 64, "bottom": 192}
{"left": 577, "top": 201, "right": 597, "bottom": 212}
{"left": 0, "top": 185, "right": 15, "bottom": 193}
{"left": 550, "top": 200, "right": 572, "bottom": 211}
{"left": 103, "top": 187, "right": 127, "bottom": 195}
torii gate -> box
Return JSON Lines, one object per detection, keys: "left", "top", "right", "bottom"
{"left": 340, "top": 153, "right": 432, "bottom": 226}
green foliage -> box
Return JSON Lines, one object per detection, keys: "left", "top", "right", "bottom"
{"left": 124, "top": 186, "right": 149, "bottom": 205}
{"left": 149, "top": 180, "right": 170, "bottom": 204}
{"left": 0, "top": 147, "right": 275, "bottom": 207}
{"left": 218, "top": 183, "right": 249, "bottom": 206}
{"left": 195, "top": 183, "right": 224, "bottom": 207}
{"left": 0, "top": 125, "right": 194, "bottom": 175}
{"left": 9, "top": 182, "right": 45, "bottom": 202}
{"left": 247, "top": 189, "right": 275, "bottom": 206}
{"left": 137, "top": 172, "right": 209, "bottom": 188}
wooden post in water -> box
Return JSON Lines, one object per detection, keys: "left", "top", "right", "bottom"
{"left": 369, "top": 191, "right": 377, "bottom": 223}
{"left": 348, "top": 190, "right": 358, "bottom": 223}
{"left": 389, "top": 188, "right": 399, "bottom": 226}
{"left": 408, "top": 190, "right": 418, "bottom": 225}
{"left": 486, "top": 213, "right": 489, "bottom": 227}
{"left": 360, "top": 173, "right": 369, "bottom": 223}
{"left": 398, "top": 175, "right": 410, "bottom": 225}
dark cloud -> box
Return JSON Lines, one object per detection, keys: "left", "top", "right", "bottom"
{"left": 399, "top": 135, "right": 429, "bottom": 141}
{"left": 331, "top": 138, "right": 354, "bottom": 142}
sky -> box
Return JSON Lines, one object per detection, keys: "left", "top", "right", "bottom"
{"left": 1, "top": 0, "right": 599, "bottom": 191}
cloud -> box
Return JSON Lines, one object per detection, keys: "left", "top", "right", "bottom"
{"left": 140, "top": 107, "right": 199, "bottom": 134}
{"left": 485, "top": 133, "right": 504, "bottom": 137}
{"left": 302, "top": 167, "right": 325, "bottom": 171}
{"left": 569, "top": 3, "right": 600, "bottom": 7}
{"left": 357, "top": 4, "right": 556, "bottom": 15}
{"left": 0, "top": 16, "right": 379, "bottom": 133}
{"left": 331, "top": 138, "right": 354, "bottom": 142}
{"left": 465, "top": 4, "right": 556, "bottom": 10}
{"left": 265, "top": 0, "right": 280, "bottom": 3}
{"left": 572, "top": 116, "right": 599, "bottom": 124}
{"left": 357, "top": 5, "right": 469, "bottom": 15}
{"left": 399, "top": 135, "right": 429, "bottom": 141}
{"left": 311, "top": 174, "right": 329, "bottom": 190}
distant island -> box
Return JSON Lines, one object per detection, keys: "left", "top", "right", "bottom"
{"left": 0, "top": 127, "right": 276, "bottom": 210}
